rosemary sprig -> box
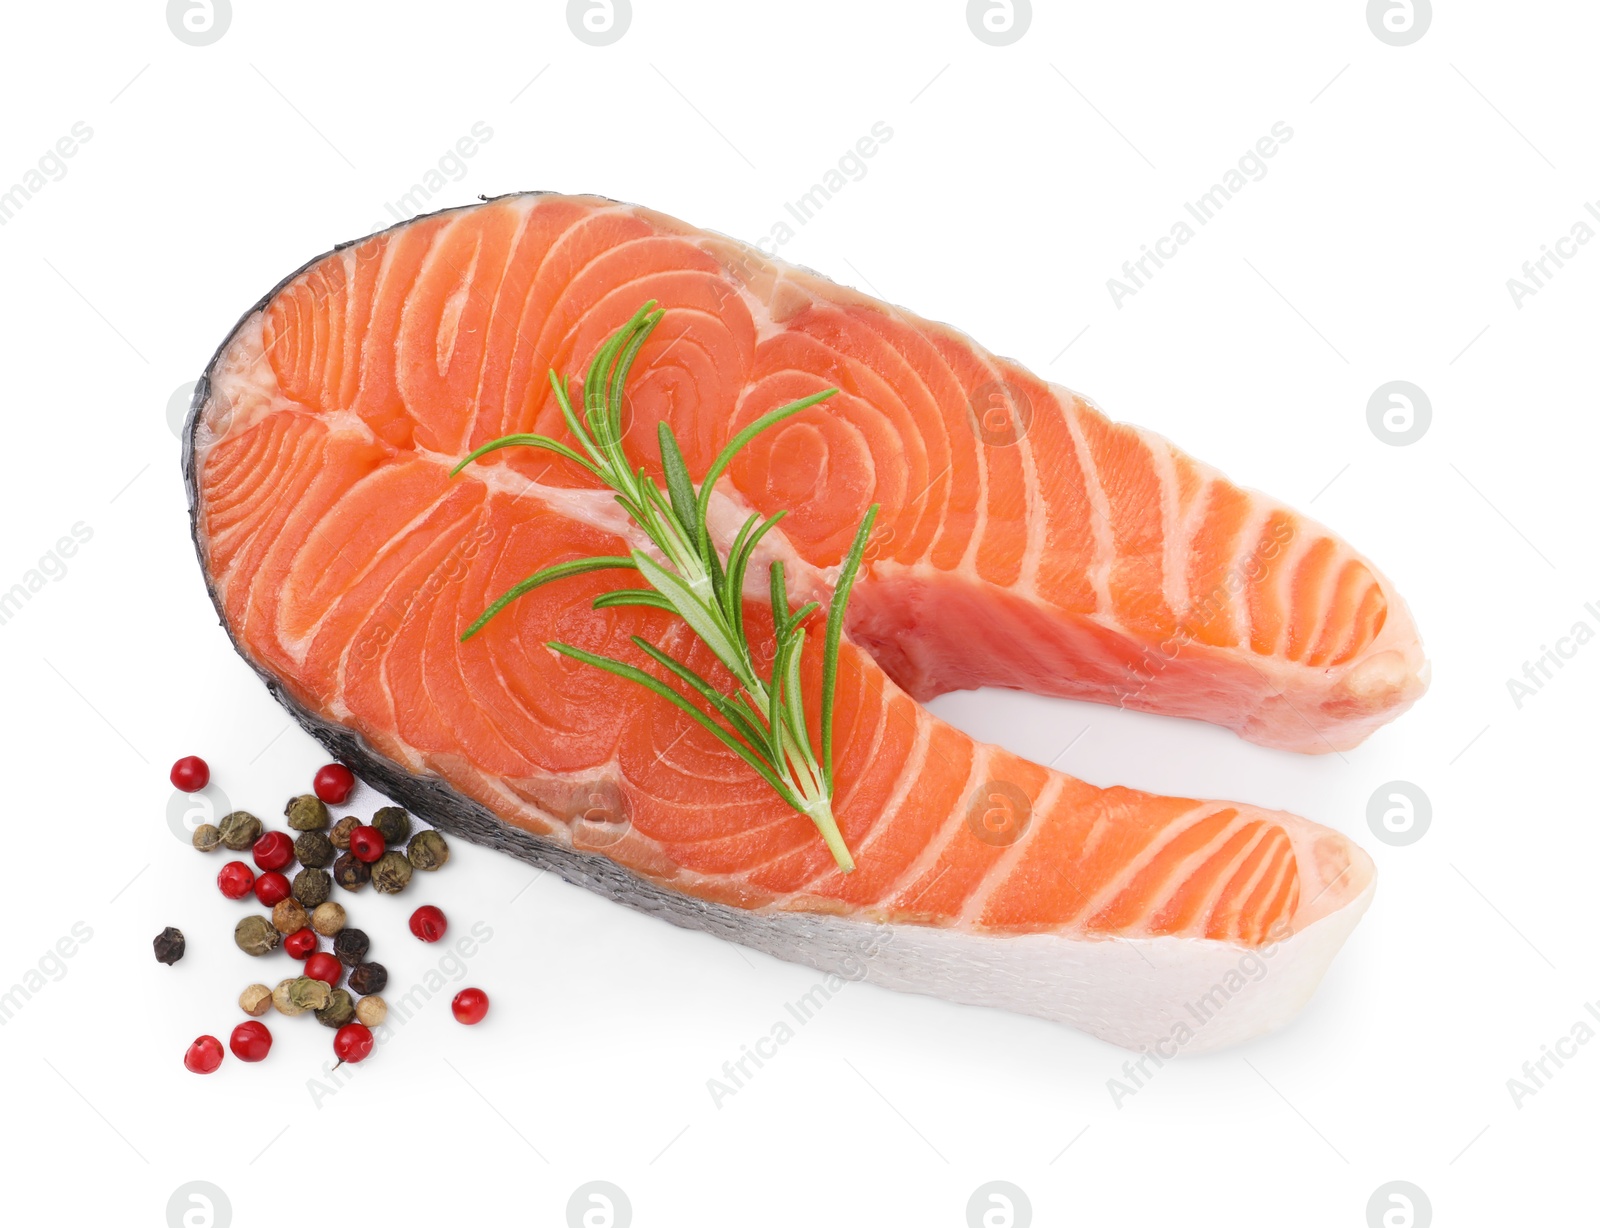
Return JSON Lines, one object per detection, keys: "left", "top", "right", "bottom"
{"left": 450, "top": 301, "right": 878, "bottom": 873}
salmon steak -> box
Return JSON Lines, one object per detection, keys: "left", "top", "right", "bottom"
{"left": 184, "top": 192, "right": 1424, "bottom": 1052}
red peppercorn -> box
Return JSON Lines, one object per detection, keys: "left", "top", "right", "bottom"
{"left": 304, "top": 952, "right": 343, "bottom": 987}
{"left": 408, "top": 905, "right": 448, "bottom": 943}
{"left": 170, "top": 755, "right": 210, "bottom": 792}
{"left": 253, "top": 871, "right": 292, "bottom": 907}
{"left": 229, "top": 1021, "right": 273, "bottom": 1062}
{"left": 314, "top": 763, "right": 357, "bottom": 804}
{"left": 451, "top": 988, "right": 489, "bottom": 1025}
{"left": 217, "top": 861, "right": 255, "bottom": 900}
{"left": 349, "top": 826, "right": 385, "bottom": 863}
{"left": 252, "top": 830, "right": 295, "bottom": 872}
{"left": 333, "top": 1022, "right": 373, "bottom": 1065}
{"left": 284, "top": 928, "right": 319, "bottom": 960}
{"left": 184, "top": 1035, "right": 224, "bottom": 1074}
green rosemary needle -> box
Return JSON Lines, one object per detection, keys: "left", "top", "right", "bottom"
{"left": 450, "top": 301, "right": 878, "bottom": 873}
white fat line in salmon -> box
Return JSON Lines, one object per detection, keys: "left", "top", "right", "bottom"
{"left": 0, "top": 120, "right": 93, "bottom": 227}
{"left": 1105, "top": 121, "right": 1295, "bottom": 309}
{"left": 1105, "top": 921, "right": 1291, "bottom": 1107}
{"left": 705, "top": 927, "right": 894, "bottom": 1109}
{"left": 742, "top": 121, "right": 895, "bottom": 258}
{"left": 0, "top": 521, "right": 94, "bottom": 630}
{"left": 1506, "top": 999, "right": 1600, "bottom": 1109}
{"left": 1505, "top": 199, "right": 1600, "bottom": 308}
{"left": 305, "top": 921, "right": 493, "bottom": 1109}
{"left": 1504, "top": 602, "right": 1600, "bottom": 709}
{"left": 1114, "top": 515, "right": 1297, "bottom": 710}
{"left": 380, "top": 121, "right": 495, "bottom": 224}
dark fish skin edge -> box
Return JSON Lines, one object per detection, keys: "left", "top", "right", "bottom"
{"left": 180, "top": 191, "right": 872, "bottom": 955}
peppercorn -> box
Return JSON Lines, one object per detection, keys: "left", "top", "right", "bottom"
{"left": 347, "top": 962, "right": 387, "bottom": 996}
{"left": 310, "top": 902, "right": 346, "bottom": 936}
{"left": 315, "top": 988, "right": 356, "bottom": 1029}
{"left": 272, "top": 898, "right": 310, "bottom": 935}
{"left": 329, "top": 815, "right": 359, "bottom": 851}
{"left": 294, "top": 831, "right": 336, "bottom": 869}
{"left": 333, "top": 852, "right": 370, "bottom": 892}
{"left": 407, "top": 829, "right": 450, "bottom": 871}
{"left": 371, "top": 806, "right": 412, "bottom": 846}
{"left": 239, "top": 983, "right": 273, "bottom": 1017}
{"left": 273, "top": 975, "right": 331, "bottom": 1016}
{"left": 284, "top": 793, "right": 330, "bottom": 832}
{"left": 218, "top": 810, "right": 263, "bottom": 851}
{"left": 354, "top": 995, "right": 387, "bottom": 1027}
{"left": 371, "top": 850, "right": 413, "bottom": 895}
{"left": 153, "top": 926, "right": 185, "bottom": 966}
{"left": 192, "top": 823, "right": 223, "bottom": 853}
{"left": 234, "top": 915, "right": 280, "bottom": 957}
{"left": 349, "top": 825, "right": 385, "bottom": 863}
{"left": 293, "top": 867, "right": 333, "bottom": 908}
{"left": 332, "top": 927, "right": 370, "bottom": 967}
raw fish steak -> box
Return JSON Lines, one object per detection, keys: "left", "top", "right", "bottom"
{"left": 184, "top": 193, "right": 1419, "bottom": 1051}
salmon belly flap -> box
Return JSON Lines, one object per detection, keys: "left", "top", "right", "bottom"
{"left": 188, "top": 193, "right": 1396, "bottom": 1049}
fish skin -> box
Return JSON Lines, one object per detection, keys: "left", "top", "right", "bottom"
{"left": 183, "top": 192, "right": 1388, "bottom": 1050}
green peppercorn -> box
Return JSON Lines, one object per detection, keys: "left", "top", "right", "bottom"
{"left": 333, "top": 852, "right": 370, "bottom": 892}
{"left": 332, "top": 927, "right": 370, "bottom": 967}
{"left": 272, "top": 898, "right": 309, "bottom": 935}
{"left": 347, "top": 962, "right": 387, "bottom": 995}
{"left": 371, "top": 806, "right": 412, "bottom": 846}
{"left": 315, "top": 987, "right": 356, "bottom": 1029}
{"left": 310, "top": 902, "right": 346, "bottom": 936}
{"left": 294, "top": 830, "right": 335, "bottom": 869}
{"left": 234, "top": 915, "right": 280, "bottom": 957}
{"left": 191, "top": 823, "right": 222, "bottom": 853}
{"left": 329, "top": 815, "right": 359, "bottom": 851}
{"left": 293, "top": 867, "right": 332, "bottom": 908}
{"left": 284, "top": 794, "right": 330, "bottom": 832}
{"left": 274, "top": 975, "right": 331, "bottom": 1015}
{"left": 153, "top": 926, "right": 185, "bottom": 966}
{"left": 371, "top": 850, "right": 413, "bottom": 894}
{"left": 218, "top": 811, "right": 263, "bottom": 851}
{"left": 407, "top": 829, "right": 450, "bottom": 872}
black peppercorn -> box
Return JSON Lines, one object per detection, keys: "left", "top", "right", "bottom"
{"left": 329, "top": 815, "right": 359, "bottom": 851}
{"left": 371, "top": 806, "right": 412, "bottom": 846}
{"left": 333, "top": 852, "right": 370, "bottom": 892}
{"left": 294, "top": 831, "right": 335, "bottom": 869}
{"left": 347, "top": 961, "right": 387, "bottom": 996}
{"left": 292, "top": 867, "right": 332, "bottom": 908}
{"left": 315, "top": 988, "right": 356, "bottom": 1029}
{"left": 153, "top": 927, "right": 185, "bottom": 966}
{"left": 371, "top": 850, "right": 413, "bottom": 894}
{"left": 407, "top": 829, "right": 450, "bottom": 871}
{"left": 284, "top": 794, "right": 330, "bottom": 832}
{"left": 218, "top": 810, "right": 263, "bottom": 851}
{"left": 333, "top": 928, "right": 370, "bottom": 966}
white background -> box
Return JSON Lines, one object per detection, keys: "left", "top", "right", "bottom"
{"left": 1, "top": 2, "right": 1595, "bottom": 1225}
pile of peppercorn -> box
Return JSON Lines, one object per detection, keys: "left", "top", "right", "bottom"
{"left": 161, "top": 756, "right": 484, "bottom": 1075}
